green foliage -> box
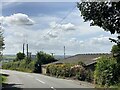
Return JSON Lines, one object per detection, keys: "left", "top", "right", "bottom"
{"left": 111, "top": 45, "right": 120, "bottom": 63}
{"left": 1, "top": 76, "right": 7, "bottom": 84}
{"left": 0, "top": 30, "right": 4, "bottom": 50}
{"left": 46, "top": 64, "right": 93, "bottom": 82}
{"left": 94, "top": 56, "right": 119, "bottom": 86}
{"left": 2, "top": 51, "right": 57, "bottom": 74}
{"left": 2, "top": 59, "right": 35, "bottom": 73}
{"left": 85, "top": 70, "right": 94, "bottom": 82}
{"left": 77, "top": 2, "right": 120, "bottom": 34}
{"left": 34, "top": 51, "right": 57, "bottom": 73}
{"left": 16, "top": 52, "right": 25, "bottom": 61}
{"left": 111, "top": 45, "right": 120, "bottom": 55}
{"left": 34, "top": 60, "right": 41, "bottom": 73}
{"left": 36, "top": 51, "right": 57, "bottom": 64}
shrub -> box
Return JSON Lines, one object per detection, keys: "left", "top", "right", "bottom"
{"left": 94, "top": 56, "right": 118, "bottom": 86}
{"left": 85, "top": 70, "right": 94, "bottom": 82}
{"left": 72, "top": 65, "right": 86, "bottom": 81}
{"left": 36, "top": 51, "right": 57, "bottom": 64}
{"left": 46, "top": 64, "right": 90, "bottom": 81}
{"left": 16, "top": 52, "right": 25, "bottom": 61}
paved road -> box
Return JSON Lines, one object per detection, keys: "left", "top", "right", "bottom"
{"left": 1, "top": 69, "right": 94, "bottom": 89}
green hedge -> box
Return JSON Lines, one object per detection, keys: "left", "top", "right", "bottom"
{"left": 94, "top": 56, "right": 119, "bottom": 86}
{"left": 2, "top": 59, "right": 36, "bottom": 73}
{"left": 46, "top": 64, "right": 93, "bottom": 82}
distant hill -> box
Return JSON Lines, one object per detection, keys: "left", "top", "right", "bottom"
{"left": 3, "top": 55, "right": 16, "bottom": 60}
{"left": 2, "top": 54, "right": 71, "bottom": 61}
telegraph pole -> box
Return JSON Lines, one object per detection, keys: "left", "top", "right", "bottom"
{"left": 64, "top": 46, "right": 65, "bottom": 59}
{"left": 23, "top": 43, "right": 25, "bottom": 54}
{"left": 26, "top": 44, "right": 29, "bottom": 59}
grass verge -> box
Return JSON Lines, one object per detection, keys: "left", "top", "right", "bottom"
{"left": 0, "top": 74, "right": 8, "bottom": 84}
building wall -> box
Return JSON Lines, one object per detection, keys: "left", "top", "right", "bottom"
{"left": 42, "top": 66, "right": 47, "bottom": 74}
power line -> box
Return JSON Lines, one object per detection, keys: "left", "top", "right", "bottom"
{"left": 44, "top": 5, "right": 77, "bottom": 37}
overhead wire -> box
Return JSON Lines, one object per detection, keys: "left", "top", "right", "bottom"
{"left": 43, "top": 4, "right": 77, "bottom": 37}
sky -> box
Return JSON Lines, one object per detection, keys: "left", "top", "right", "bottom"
{"left": 0, "top": 1, "right": 117, "bottom": 55}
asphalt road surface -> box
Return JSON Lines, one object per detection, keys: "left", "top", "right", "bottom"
{"left": 1, "top": 69, "right": 94, "bottom": 89}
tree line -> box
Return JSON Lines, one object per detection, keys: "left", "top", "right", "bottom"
{"left": 2, "top": 51, "right": 57, "bottom": 73}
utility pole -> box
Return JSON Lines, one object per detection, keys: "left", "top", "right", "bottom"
{"left": 64, "top": 46, "right": 65, "bottom": 59}
{"left": 23, "top": 43, "right": 25, "bottom": 54}
{"left": 26, "top": 44, "right": 29, "bottom": 59}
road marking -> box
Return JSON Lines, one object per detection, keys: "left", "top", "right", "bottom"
{"left": 51, "top": 87, "right": 56, "bottom": 90}
{"left": 36, "top": 79, "right": 45, "bottom": 84}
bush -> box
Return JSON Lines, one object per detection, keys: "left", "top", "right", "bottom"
{"left": 36, "top": 51, "right": 57, "bottom": 64}
{"left": 2, "top": 51, "right": 57, "bottom": 73}
{"left": 85, "top": 70, "right": 94, "bottom": 82}
{"left": 2, "top": 59, "right": 35, "bottom": 73}
{"left": 46, "top": 64, "right": 92, "bottom": 81}
{"left": 16, "top": 52, "right": 25, "bottom": 61}
{"left": 94, "top": 56, "right": 119, "bottom": 86}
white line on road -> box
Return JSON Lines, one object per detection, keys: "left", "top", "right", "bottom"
{"left": 51, "top": 87, "right": 56, "bottom": 90}
{"left": 36, "top": 79, "right": 45, "bottom": 84}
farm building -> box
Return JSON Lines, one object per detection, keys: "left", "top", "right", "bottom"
{"left": 42, "top": 53, "right": 111, "bottom": 74}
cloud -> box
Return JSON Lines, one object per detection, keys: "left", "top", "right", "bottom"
{"left": 44, "top": 22, "right": 76, "bottom": 39}
{"left": 0, "top": 16, "right": 4, "bottom": 24}
{"left": 90, "top": 36, "right": 112, "bottom": 46}
{"left": 61, "top": 23, "right": 75, "bottom": 31}
{"left": 2, "top": 11, "right": 116, "bottom": 55}
{"left": 0, "top": 13, "right": 34, "bottom": 26}
{"left": 47, "top": 32, "right": 58, "bottom": 38}
{"left": 49, "top": 22, "right": 76, "bottom": 31}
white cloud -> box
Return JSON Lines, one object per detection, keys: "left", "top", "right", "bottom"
{"left": 1, "top": 13, "right": 34, "bottom": 26}
{"left": 49, "top": 22, "right": 76, "bottom": 31}
{"left": 90, "top": 36, "right": 112, "bottom": 45}
{"left": 0, "top": 16, "right": 4, "bottom": 24}
{"left": 61, "top": 23, "right": 75, "bottom": 31}
{"left": 43, "top": 22, "right": 76, "bottom": 39}
{"left": 47, "top": 32, "right": 58, "bottom": 38}
{"left": 2, "top": 12, "right": 117, "bottom": 55}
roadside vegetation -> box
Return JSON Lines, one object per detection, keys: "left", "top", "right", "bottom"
{"left": 46, "top": 62, "right": 93, "bottom": 83}
{"left": 77, "top": 1, "right": 120, "bottom": 88}
{"left": 2, "top": 51, "right": 57, "bottom": 73}
{"left": 0, "top": 74, "right": 8, "bottom": 84}
{"left": 1, "top": 1, "right": 120, "bottom": 89}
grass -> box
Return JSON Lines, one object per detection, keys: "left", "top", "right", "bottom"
{"left": 95, "top": 83, "right": 120, "bottom": 89}
{"left": 0, "top": 74, "right": 9, "bottom": 85}
{"left": 0, "top": 76, "right": 7, "bottom": 84}
{"left": 110, "top": 83, "right": 120, "bottom": 89}
{"left": 2, "top": 76, "right": 7, "bottom": 83}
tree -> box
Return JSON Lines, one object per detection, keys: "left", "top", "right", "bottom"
{"left": 0, "top": 28, "right": 4, "bottom": 61}
{"left": 77, "top": 1, "right": 120, "bottom": 62}
{"left": 0, "top": 30, "right": 4, "bottom": 51}
{"left": 77, "top": 2, "right": 120, "bottom": 34}
{"left": 94, "top": 56, "right": 118, "bottom": 86}
{"left": 34, "top": 51, "right": 57, "bottom": 73}
{"left": 77, "top": 2, "right": 120, "bottom": 86}
{"left": 36, "top": 51, "right": 57, "bottom": 64}
{"left": 16, "top": 52, "right": 25, "bottom": 61}
{"left": 111, "top": 45, "right": 120, "bottom": 56}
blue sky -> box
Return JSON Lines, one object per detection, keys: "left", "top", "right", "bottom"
{"left": 2, "top": 2, "right": 76, "bottom": 16}
{"left": 1, "top": 2, "right": 116, "bottom": 55}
